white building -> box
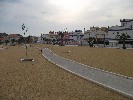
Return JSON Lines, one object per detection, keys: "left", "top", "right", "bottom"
{"left": 83, "top": 27, "right": 108, "bottom": 46}
{"left": 84, "top": 27, "right": 107, "bottom": 38}
{"left": 68, "top": 30, "right": 84, "bottom": 45}
{"left": 83, "top": 19, "right": 133, "bottom": 48}
{"left": 38, "top": 32, "right": 58, "bottom": 44}
{"left": 69, "top": 30, "right": 84, "bottom": 40}
{"left": 107, "top": 19, "right": 133, "bottom": 48}
{"left": 107, "top": 19, "right": 133, "bottom": 39}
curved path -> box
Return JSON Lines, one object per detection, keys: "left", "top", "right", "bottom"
{"left": 42, "top": 48, "right": 133, "bottom": 99}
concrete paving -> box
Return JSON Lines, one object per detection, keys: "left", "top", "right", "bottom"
{"left": 42, "top": 48, "right": 133, "bottom": 99}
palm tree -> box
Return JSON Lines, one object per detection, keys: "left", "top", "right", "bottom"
{"left": 88, "top": 37, "right": 94, "bottom": 47}
{"left": 58, "top": 31, "right": 64, "bottom": 46}
{"left": 116, "top": 33, "right": 130, "bottom": 49}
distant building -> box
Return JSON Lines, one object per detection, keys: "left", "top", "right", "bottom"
{"left": 30, "top": 36, "right": 38, "bottom": 43}
{"left": 0, "top": 32, "right": 8, "bottom": 37}
{"left": 0, "top": 32, "right": 9, "bottom": 43}
{"left": 67, "top": 30, "right": 84, "bottom": 45}
{"left": 107, "top": 19, "right": 133, "bottom": 48}
{"left": 0, "top": 37, "right": 7, "bottom": 43}
{"left": 84, "top": 26, "right": 108, "bottom": 39}
{"left": 83, "top": 27, "right": 108, "bottom": 46}
{"left": 38, "top": 30, "right": 84, "bottom": 45}
{"left": 107, "top": 19, "right": 133, "bottom": 39}
{"left": 83, "top": 19, "right": 133, "bottom": 48}
{"left": 37, "top": 19, "right": 133, "bottom": 48}
{"left": 8, "top": 34, "right": 23, "bottom": 41}
{"left": 38, "top": 32, "right": 58, "bottom": 44}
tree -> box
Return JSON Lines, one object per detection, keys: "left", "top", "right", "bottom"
{"left": 18, "top": 37, "right": 25, "bottom": 44}
{"left": 88, "top": 37, "right": 95, "bottom": 47}
{"left": 21, "top": 23, "right": 29, "bottom": 57}
{"left": 11, "top": 39, "right": 15, "bottom": 44}
{"left": 52, "top": 39, "right": 56, "bottom": 45}
{"left": 58, "top": 31, "right": 64, "bottom": 46}
{"left": 26, "top": 35, "right": 31, "bottom": 43}
{"left": 5, "top": 40, "right": 10, "bottom": 45}
{"left": 116, "top": 33, "right": 130, "bottom": 49}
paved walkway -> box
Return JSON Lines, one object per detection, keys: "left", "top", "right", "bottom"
{"left": 42, "top": 48, "right": 133, "bottom": 99}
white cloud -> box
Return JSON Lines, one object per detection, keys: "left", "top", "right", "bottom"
{"left": 0, "top": 0, "right": 133, "bottom": 36}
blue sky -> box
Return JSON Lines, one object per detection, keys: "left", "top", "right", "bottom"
{"left": 0, "top": 0, "right": 133, "bottom": 36}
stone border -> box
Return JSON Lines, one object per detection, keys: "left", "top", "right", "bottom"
{"left": 0, "top": 47, "right": 8, "bottom": 49}
{"left": 42, "top": 48, "right": 133, "bottom": 99}
{"left": 21, "top": 59, "right": 34, "bottom": 62}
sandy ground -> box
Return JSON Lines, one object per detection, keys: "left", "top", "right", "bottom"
{"left": 0, "top": 44, "right": 132, "bottom": 100}
{"left": 47, "top": 45, "right": 133, "bottom": 77}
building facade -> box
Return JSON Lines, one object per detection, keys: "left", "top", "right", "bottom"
{"left": 38, "top": 19, "right": 133, "bottom": 48}
{"left": 107, "top": 19, "right": 133, "bottom": 48}
{"left": 38, "top": 32, "right": 58, "bottom": 44}
{"left": 83, "top": 27, "right": 108, "bottom": 46}
{"left": 83, "top": 19, "right": 133, "bottom": 48}
{"left": 66, "top": 30, "right": 84, "bottom": 45}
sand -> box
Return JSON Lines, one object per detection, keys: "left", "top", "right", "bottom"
{"left": 0, "top": 44, "right": 132, "bottom": 100}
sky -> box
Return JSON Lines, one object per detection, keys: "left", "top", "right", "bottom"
{"left": 0, "top": 0, "right": 133, "bottom": 36}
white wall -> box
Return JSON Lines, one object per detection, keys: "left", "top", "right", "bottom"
{"left": 108, "top": 19, "right": 133, "bottom": 39}
{"left": 107, "top": 30, "right": 133, "bottom": 39}
{"left": 69, "top": 31, "right": 84, "bottom": 41}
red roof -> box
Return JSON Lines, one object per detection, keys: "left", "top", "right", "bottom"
{"left": 8, "top": 34, "right": 22, "bottom": 38}
{"left": 0, "top": 37, "right": 5, "bottom": 41}
{"left": 0, "top": 37, "right": 9, "bottom": 41}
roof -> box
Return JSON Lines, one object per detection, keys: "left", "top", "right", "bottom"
{"left": 0, "top": 37, "right": 7, "bottom": 41}
{"left": 0, "top": 33, "right": 8, "bottom": 37}
{"left": 120, "top": 19, "right": 133, "bottom": 22}
{"left": 8, "top": 34, "right": 22, "bottom": 38}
